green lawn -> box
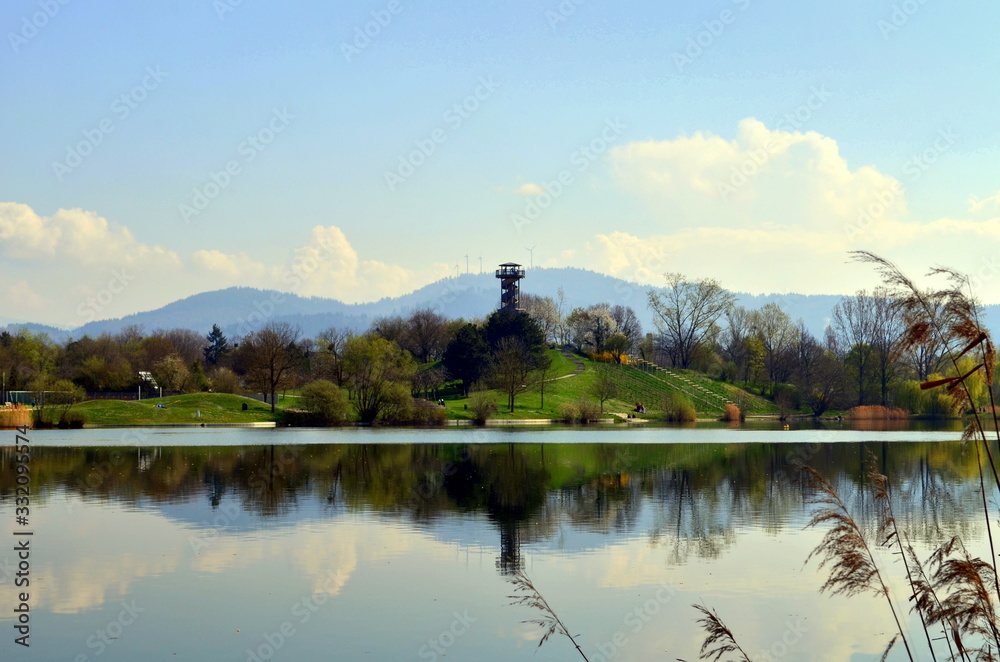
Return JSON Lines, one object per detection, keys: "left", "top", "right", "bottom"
{"left": 63, "top": 350, "right": 774, "bottom": 426}
{"left": 439, "top": 350, "right": 774, "bottom": 420}
{"left": 71, "top": 393, "right": 282, "bottom": 426}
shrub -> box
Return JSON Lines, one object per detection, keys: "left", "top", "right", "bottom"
{"left": 661, "top": 392, "right": 696, "bottom": 422}
{"left": 58, "top": 409, "right": 86, "bottom": 429}
{"left": 299, "top": 380, "right": 348, "bottom": 425}
{"left": 469, "top": 390, "right": 498, "bottom": 424}
{"left": 407, "top": 399, "right": 447, "bottom": 426}
{"left": 773, "top": 384, "right": 799, "bottom": 419}
{"left": 558, "top": 403, "right": 579, "bottom": 423}
{"left": 377, "top": 383, "right": 414, "bottom": 424}
{"left": 923, "top": 393, "right": 959, "bottom": 419}
{"left": 721, "top": 403, "right": 742, "bottom": 422}
{"left": 576, "top": 398, "right": 600, "bottom": 422}
{"left": 210, "top": 367, "right": 241, "bottom": 394}
{"left": 890, "top": 380, "right": 921, "bottom": 414}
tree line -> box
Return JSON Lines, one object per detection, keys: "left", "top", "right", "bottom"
{"left": 0, "top": 272, "right": 982, "bottom": 421}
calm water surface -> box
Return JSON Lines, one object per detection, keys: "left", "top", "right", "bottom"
{"left": 0, "top": 423, "right": 990, "bottom": 661}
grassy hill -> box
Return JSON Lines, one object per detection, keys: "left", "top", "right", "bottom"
{"left": 69, "top": 393, "right": 282, "bottom": 426}
{"left": 441, "top": 350, "right": 774, "bottom": 420}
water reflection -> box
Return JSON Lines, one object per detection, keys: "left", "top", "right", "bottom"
{"left": 0, "top": 435, "right": 991, "bottom": 661}
{"left": 1, "top": 438, "right": 988, "bottom": 558}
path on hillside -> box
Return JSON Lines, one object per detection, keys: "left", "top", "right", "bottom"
{"left": 552, "top": 351, "right": 585, "bottom": 380}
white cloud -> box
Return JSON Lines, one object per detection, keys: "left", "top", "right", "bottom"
{"left": 0, "top": 202, "right": 182, "bottom": 269}
{"left": 200, "top": 224, "right": 452, "bottom": 303}
{"left": 192, "top": 249, "right": 268, "bottom": 281}
{"left": 0, "top": 203, "right": 453, "bottom": 326}
{"left": 569, "top": 121, "right": 1000, "bottom": 301}
{"left": 610, "top": 118, "right": 907, "bottom": 232}
{"left": 514, "top": 182, "right": 546, "bottom": 196}
{"left": 968, "top": 190, "right": 1000, "bottom": 215}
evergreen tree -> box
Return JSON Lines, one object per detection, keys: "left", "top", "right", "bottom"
{"left": 203, "top": 324, "right": 230, "bottom": 365}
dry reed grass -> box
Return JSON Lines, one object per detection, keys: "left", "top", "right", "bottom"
{"left": 0, "top": 406, "right": 31, "bottom": 429}
{"left": 847, "top": 405, "right": 910, "bottom": 420}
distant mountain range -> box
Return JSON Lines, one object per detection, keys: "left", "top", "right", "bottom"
{"left": 5, "top": 267, "right": 998, "bottom": 344}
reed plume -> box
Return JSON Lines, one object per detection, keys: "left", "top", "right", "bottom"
{"left": 801, "top": 464, "right": 915, "bottom": 660}
{"left": 853, "top": 251, "right": 1000, "bottom": 610}
{"left": 508, "top": 569, "right": 590, "bottom": 661}
{"left": 679, "top": 604, "right": 752, "bottom": 662}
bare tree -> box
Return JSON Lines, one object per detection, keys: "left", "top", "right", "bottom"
{"left": 609, "top": 304, "right": 643, "bottom": 352}
{"left": 554, "top": 287, "right": 569, "bottom": 346}
{"left": 589, "top": 364, "right": 619, "bottom": 413}
{"left": 161, "top": 328, "right": 205, "bottom": 365}
{"left": 646, "top": 273, "right": 735, "bottom": 369}
{"left": 791, "top": 323, "right": 844, "bottom": 415}
{"left": 521, "top": 294, "right": 561, "bottom": 345}
{"left": 832, "top": 289, "right": 902, "bottom": 406}
{"left": 900, "top": 293, "right": 944, "bottom": 380}
{"left": 720, "top": 305, "right": 752, "bottom": 380}
{"left": 314, "top": 327, "right": 353, "bottom": 387}
{"left": 749, "top": 303, "right": 797, "bottom": 390}
{"left": 404, "top": 309, "right": 450, "bottom": 363}
{"left": 870, "top": 290, "right": 905, "bottom": 406}
{"left": 236, "top": 322, "right": 302, "bottom": 412}
{"left": 489, "top": 337, "right": 536, "bottom": 413}
{"left": 369, "top": 316, "right": 408, "bottom": 345}
{"left": 833, "top": 291, "right": 878, "bottom": 406}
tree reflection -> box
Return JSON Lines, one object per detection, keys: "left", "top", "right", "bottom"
{"left": 1, "top": 438, "right": 990, "bottom": 573}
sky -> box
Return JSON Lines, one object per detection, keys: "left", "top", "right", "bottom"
{"left": 2, "top": 0, "right": 1000, "bottom": 328}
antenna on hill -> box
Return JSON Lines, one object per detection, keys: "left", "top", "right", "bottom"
{"left": 465, "top": 254, "right": 469, "bottom": 274}
{"left": 479, "top": 256, "right": 483, "bottom": 274}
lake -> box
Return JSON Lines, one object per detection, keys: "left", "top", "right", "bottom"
{"left": 0, "top": 422, "right": 992, "bottom": 661}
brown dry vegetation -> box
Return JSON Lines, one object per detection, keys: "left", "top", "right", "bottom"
{"left": 847, "top": 404, "right": 910, "bottom": 420}
{"left": 0, "top": 406, "right": 31, "bottom": 429}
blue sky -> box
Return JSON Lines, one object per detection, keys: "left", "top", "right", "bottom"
{"left": 2, "top": 0, "right": 999, "bottom": 326}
